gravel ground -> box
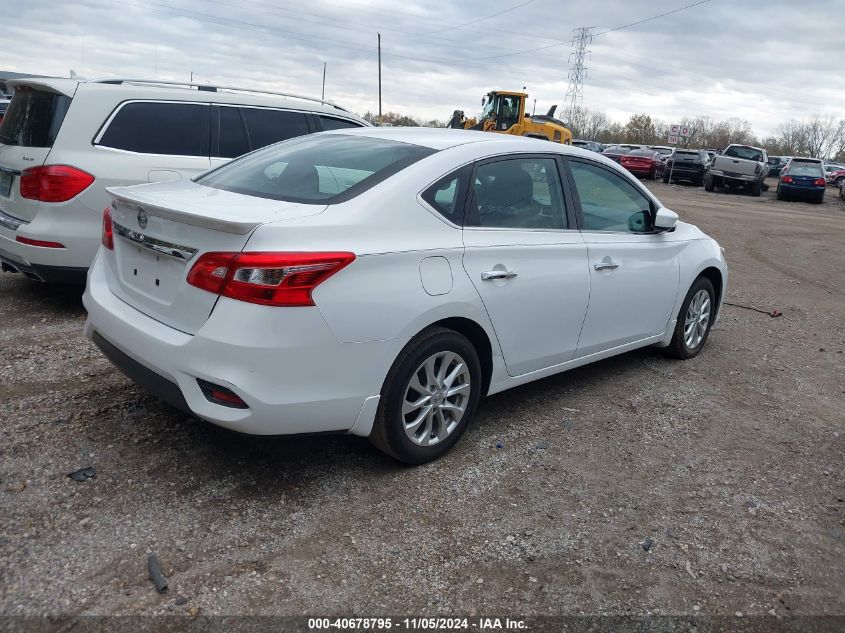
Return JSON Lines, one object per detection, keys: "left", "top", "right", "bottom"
{"left": 0, "top": 179, "right": 843, "bottom": 624}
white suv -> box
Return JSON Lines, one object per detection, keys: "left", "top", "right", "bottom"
{"left": 0, "top": 78, "right": 367, "bottom": 283}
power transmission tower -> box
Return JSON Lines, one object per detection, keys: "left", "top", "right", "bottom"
{"left": 562, "top": 26, "right": 594, "bottom": 128}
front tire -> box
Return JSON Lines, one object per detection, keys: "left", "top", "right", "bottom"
{"left": 666, "top": 276, "right": 716, "bottom": 360}
{"left": 370, "top": 327, "right": 482, "bottom": 464}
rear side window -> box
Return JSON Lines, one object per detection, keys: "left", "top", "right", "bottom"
{"left": 98, "top": 102, "right": 207, "bottom": 156}
{"left": 241, "top": 108, "right": 309, "bottom": 149}
{"left": 422, "top": 168, "right": 469, "bottom": 225}
{"left": 197, "top": 134, "right": 435, "bottom": 204}
{"left": 319, "top": 116, "right": 362, "bottom": 131}
{"left": 217, "top": 106, "right": 249, "bottom": 158}
{"left": 0, "top": 89, "right": 71, "bottom": 148}
{"left": 468, "top": 158, "right": 567, "bottom": 230}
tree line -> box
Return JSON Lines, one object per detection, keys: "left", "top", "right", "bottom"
{"left": 363, "top": 108, "right": 845, "bottom": 162}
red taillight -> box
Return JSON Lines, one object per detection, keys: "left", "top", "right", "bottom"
{"left": 814, "top": 178, "right": 826, "bottom": 186}
{"left": 20, "top": 165, "right": 95, "bottom": 203}
{"left": 782, "top": 176, "right": 793, "bottom": 183}
{"left": 102, "top": 207, "right": 114, "bottom": 250}
{"left": 15, "top": 236, "right": 65, "bottom": 248}
{"left": 187, "top": 251, "right": 356, "bottom": 307}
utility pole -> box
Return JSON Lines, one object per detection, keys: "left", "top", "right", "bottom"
{"left": 321, "top": 62, "right": 326, "bottom": 102}
{"left": 562, "top": 26, "right": 594, "bottom": 129}
{"left": 377, "top": 33, "right": 382, "bottom": 126}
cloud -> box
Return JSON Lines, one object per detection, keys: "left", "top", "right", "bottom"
{"left": 2, "top": 0, "right": 843, "bottom": 136}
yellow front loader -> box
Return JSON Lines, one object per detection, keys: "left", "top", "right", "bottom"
{"left": 447, "top": 90, "right": 572, "bottom": 144}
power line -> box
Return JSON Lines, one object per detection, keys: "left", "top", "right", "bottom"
{"left": 420, "top": 0, "right": 539, "bottom": 35}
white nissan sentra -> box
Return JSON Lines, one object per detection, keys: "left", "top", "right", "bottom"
{"left": 83, "top": 128, "right": 727, "bottom": 464}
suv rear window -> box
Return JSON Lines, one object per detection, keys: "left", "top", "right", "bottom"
{"left": 0, "top": 89, "right": 71, "bottom": 148}
{"left": 197, "top": 134, "right": 435, "bottom": 204}
{"left": 98, "top": 102, "right": 207, "bottom": 156}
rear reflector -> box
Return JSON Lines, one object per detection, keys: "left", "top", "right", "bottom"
{"left": 197, "top": 379, "right": 248, "bottom": 408}
{"left": 20, "top": 165, "right": 95, "bottom": 203}
{"left": 187, "top": 251, "right": 355, "bottom": 307}
{"left": 102, "top": 207, "right": 114, "bottom": 250}
{"left": 15, "top": 236, "right": 65, "bottom": 248}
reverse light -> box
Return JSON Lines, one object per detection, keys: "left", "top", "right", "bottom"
{"left": 102, "top": 207, "right": 114, "bottom": 250}
{"left": 15, "top": 236, "right": 65, "bottom": 248}
{"left": 20, "top": 165, "right": 95, "bottom": 203}
{"left": 187, "top": 251, "right": 356, "bottom": 306}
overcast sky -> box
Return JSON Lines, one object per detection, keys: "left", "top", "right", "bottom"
{"left": 4, "top": 0, "right": 844, "bottom": 136}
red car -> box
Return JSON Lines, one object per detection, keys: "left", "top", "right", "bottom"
{"left": 828, "top": 169, "right": 845, "bottom": 188}
{"left": 620, "top": 149, "right": 666, "bottom": 180}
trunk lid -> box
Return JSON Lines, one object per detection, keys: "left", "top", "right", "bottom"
{"left": 104, "top": 180, "right": 327, "bottom": 334}
{"left": 0, "top": 80, "right": 76, "bottom": 223}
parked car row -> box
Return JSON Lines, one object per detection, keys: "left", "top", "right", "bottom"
{"left": 0, "top": 77, "right": 729, "bottom": 463}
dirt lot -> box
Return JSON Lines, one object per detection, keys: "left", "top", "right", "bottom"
{"left": 1, "top": 179, "right": 843, "bottom": 625}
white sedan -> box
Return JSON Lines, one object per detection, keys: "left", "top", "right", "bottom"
{"left": 83, "top": 128, "right": 727, "bottom": 464}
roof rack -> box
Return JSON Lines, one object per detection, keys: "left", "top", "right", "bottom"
{"left": 88, "top": 78, "right": 349, "bottom": 112}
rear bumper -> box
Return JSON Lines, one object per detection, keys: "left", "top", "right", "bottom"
{"left": 83, "top": 251, "right": 404, "bottom": 436}
{"left": 623, "top": 165, "right": 655, "bottom": 176}
{"left": 667, "top": 167, "right": 704, "bottom": 179}
{"left": 0, "top": 247, "right": 87, "bottom": 283}
{"left": 0, "top": 199, "right": 101, "bottom": 276}
{"left": 709, "top": 169, "right": 757, "bottom": 182}
{"left": 779, "top": 184, "right": 825, "bottom": 195}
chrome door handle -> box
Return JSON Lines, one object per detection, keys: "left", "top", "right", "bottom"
{"left": 594, "top": 261, "right": 620, "bottom": 271}
{"left": 481, "top": 270, "right": 518, "bottom": 281}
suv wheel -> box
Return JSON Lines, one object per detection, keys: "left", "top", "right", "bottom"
{"left": 370, "top": 327, "right": 482, "bottom": 464}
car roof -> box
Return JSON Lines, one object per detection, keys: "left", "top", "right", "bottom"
{"left": 323, "top": 126, "right": 570, "bottom": 151}
{"left": 5, "top": 77, "right": 367, "bottom": 122}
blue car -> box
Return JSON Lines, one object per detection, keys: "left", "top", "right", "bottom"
{"left": 776, "top": 158, "right": 826, "bottom": 204}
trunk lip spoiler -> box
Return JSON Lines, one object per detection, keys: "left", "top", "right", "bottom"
{"left": 107, "top": 186, "right": 261, "bottom": 235}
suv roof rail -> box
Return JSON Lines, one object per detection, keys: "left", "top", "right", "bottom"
{"left": 88, "top": 78, "right": 350, "bottom": 113}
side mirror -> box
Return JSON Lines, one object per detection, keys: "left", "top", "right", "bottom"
{"left": 654, "top": 207, "right": 678, "bottom": 232}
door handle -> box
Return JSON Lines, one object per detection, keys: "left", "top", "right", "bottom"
{"left": 594, "top": 260, "right": 620, "bottom": 271}
{"left": 481, "top": 270, "right": 518, "bottom": 281}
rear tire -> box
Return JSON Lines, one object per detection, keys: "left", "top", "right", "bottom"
{"left": 662, "top": 171, "right": 670, "bottom": 184}
{"left": 776, "top": 186, "right": 785, "bottom": 201}
{"left": 750, "top": 179, "right": 762, "bottom": 197}
{"left": 666, "top": 276, "right": 716, "bottom": 360}
{"left": 704, "top": 174, "right": 715, "bottom": 191}
{"left": 370, "top": 327, "right": 482, "bottom": 464}
{"left": 814, "top": 190, "right": 825, "bottom": 204}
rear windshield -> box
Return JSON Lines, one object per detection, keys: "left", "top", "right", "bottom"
{"left": 787, "top": 161, "right": 823, "bottom": 177}
{"left": 0, "top": 89, "right": 71, "bottom": 148}
{"left": 724, "top": 145, "right": 763, "bottom": 161}
{"left": 197, "top": 134, "right": 436, "bottom": 204}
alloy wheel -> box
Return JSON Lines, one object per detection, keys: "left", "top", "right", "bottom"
{"left": 402, "top": 351, "right": 471, "bottom": 447}
{"left": 684, "top": 289, "right": 711, "bottom": 349}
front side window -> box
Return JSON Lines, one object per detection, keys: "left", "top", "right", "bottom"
{"left": 98, "top": 102, "right": 207, "bottom": 156}
{"left": 468, "top": 158, "right": 566, "bottom": 230}
{"left": 197, "top": 134, "right": 435, "bottom": 204}
{"left": 569, "top": 161, "right": 653, "bottom": 233}
{"left": 241, "top": 108, "right": 309, "bottom": 149}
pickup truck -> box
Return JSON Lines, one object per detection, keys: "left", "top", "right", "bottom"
{"left": 705, "top": 144, "right": 769, "bottom": 196}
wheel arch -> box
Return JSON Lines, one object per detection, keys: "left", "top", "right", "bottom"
{"left": 698, "top": 266, "right": 724, "bottom": 318}
{"left": 427, "top": 316, "right": 494, "bottom": 396}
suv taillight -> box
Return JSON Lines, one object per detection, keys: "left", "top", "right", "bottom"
{"left": 20, "top": 165, "right": 95, "bottom": 203}
{"left": 186, "top": 251, "right": 356, "bottom": 307}
{"left": 102, "top": 207, "right": 114, "bottom": 250}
